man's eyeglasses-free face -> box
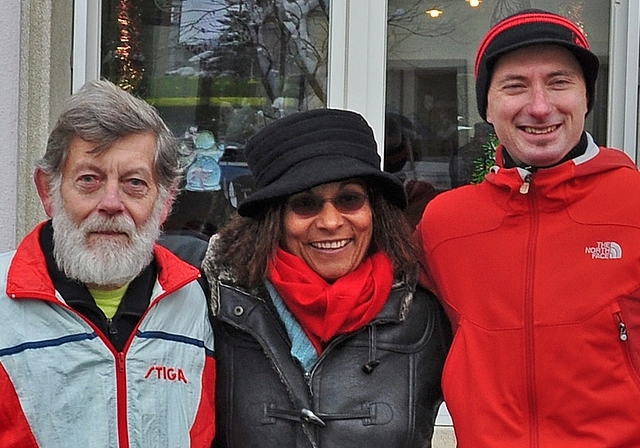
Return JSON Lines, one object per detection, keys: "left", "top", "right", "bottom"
{"left": 287, "top": 191, "right": 369, "bottom": 217}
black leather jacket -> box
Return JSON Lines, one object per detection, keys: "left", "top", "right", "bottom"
{"left": 212, "top": 279, "right": 451, "bottom": 447}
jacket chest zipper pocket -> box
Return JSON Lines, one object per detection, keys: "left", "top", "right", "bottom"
{"left": 616, "top": 312, "right": 628, "bottom": 341}
{"left": 613, "top": 309, "right": 640, "bottom": 388}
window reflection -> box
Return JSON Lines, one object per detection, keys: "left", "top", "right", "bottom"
{"left": 385, "top": 0, "right": 609, "bottom": 227}
{"left": 101, "top": 0, "right": 329, "bottom": 234}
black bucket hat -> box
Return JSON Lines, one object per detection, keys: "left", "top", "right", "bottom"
{"left": 475, "top": 9, "right": 600, "bottom": 121}
{"left": 238, "top": 108, "right": 407, "bottom": 217}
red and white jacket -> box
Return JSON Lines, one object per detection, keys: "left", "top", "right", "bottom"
{"left": 0, "top": 223, "right": 215, "bottom": 448}
{"left": 416, "top": 134, "right": 640, "bottom": 447}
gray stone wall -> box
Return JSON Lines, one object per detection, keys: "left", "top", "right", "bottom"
{"left": 12, "top": 0, "right": 73, "bottom": 248}
{"left": 0, "top": 0, "right": 21, "bottom": 251}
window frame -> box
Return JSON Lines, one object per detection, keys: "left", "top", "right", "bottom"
{"left": 608, "top": 0, "right": 640, "bottom": 163}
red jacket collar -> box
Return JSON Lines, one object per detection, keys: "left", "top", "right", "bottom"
{"left": 6, "top": 221, "right": 201, "bottom": 301}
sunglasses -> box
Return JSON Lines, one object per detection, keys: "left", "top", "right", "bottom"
{"left": 287, "top": 191, "right": 369, "bottom": 217}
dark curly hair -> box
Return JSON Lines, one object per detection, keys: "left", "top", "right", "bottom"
{"left": 207, "top": 185, "right": 419, "bottom": 289}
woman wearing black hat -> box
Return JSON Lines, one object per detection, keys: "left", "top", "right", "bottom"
{"left": 203, "top": 108, "right": 450, "bottom": 447}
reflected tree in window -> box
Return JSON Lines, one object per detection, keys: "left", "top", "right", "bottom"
{"left": 104, "top": 0, "right": 329, "bottom": 119}
{"left": 490, "top": 0, "right": 531, "bottom": 25}
{"left": 205, "top": 0, "right": 330, "bottom": 110}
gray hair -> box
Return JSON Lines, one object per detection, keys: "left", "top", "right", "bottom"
{"left": 36, "top": 79, "right": 181, "bottom": 191}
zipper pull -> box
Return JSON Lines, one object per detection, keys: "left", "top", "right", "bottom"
{"left": 106, "top": 318, "right": 118, "bottom": 335}
{"left": 616, "top": 313, "right": 628, "bottom": 341}
{"left": 520, "top": 173, "right": 532, "bottom": 194}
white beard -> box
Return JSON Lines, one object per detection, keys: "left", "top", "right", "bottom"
{"left": 50, "top": 187, "right": 166, "bottom": 289}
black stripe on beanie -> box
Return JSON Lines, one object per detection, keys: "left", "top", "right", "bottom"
{"left": 474, "top": 9, "right": 599, "bottom": 121}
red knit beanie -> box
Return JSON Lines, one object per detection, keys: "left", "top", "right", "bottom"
{"left": 475, "top": 9, "right": 600, "bottom": 121}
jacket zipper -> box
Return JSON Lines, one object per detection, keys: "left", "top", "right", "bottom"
{"left": 616, "top": 313, "right": 628, "bottom": 341}
{"left": 306, "top": 332, "right": 351, "bottom": 392}
{"left": 116, "top": 352, "right": 130, "bottom": 447}
{"left": 106, "top": 318, "right": 118, "bottom": 336}
{"left": 524, "top": 173, "right": 540, "bottom": 447}
{"left": 520, "top": 172, "right": 532, "bottom": 194}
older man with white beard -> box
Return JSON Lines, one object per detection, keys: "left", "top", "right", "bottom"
{"left": 0, "top": 80, "right": 216, "bottom": 448}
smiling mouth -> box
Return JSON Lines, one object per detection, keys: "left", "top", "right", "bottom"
{"left": 521, "top": 125, "right": 559, "bottom": 134}
{"left": 310, "top": 239, "right": 351, "bottom": 250}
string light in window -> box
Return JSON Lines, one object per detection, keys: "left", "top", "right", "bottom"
{"left": 115, "top": 0, "right": 144, "bottom": 92}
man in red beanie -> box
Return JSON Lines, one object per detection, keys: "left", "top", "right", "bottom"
{"left": 415, "top": 9, "right": 640, "bottom": 447}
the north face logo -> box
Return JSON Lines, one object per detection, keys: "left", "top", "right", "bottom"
{"left": 144, "top": 365, "right": 189, "bottom": 383}
{"left": 584, "top": 242, "right": 622, "bottom": 259}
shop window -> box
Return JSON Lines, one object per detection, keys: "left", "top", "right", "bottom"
{"left": 101, "top": 0, "right": 329, "bottom": 236}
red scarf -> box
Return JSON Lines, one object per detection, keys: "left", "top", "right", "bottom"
{"left": 268, "top": 247, "right": 394, "bottom": 353}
